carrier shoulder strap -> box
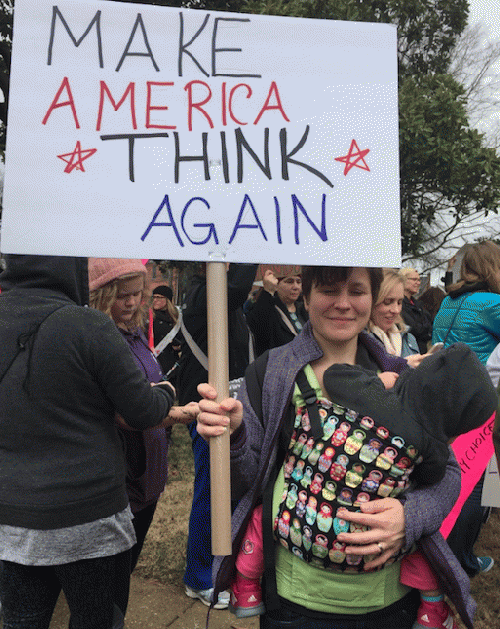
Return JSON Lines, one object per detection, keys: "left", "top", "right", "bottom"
{"left": 295, "top": 369, "right": 323, "bottom": 440}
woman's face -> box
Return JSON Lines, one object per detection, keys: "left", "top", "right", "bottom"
{"left": 404, "top": 271, "right": 421, "bottom": 296}
{"left": 371, "top": 282, "right": 404, "bottom": 333}
{"left": 304, "top": 268, "right": 372, "bottom": 348}
{"left": 111, "top": 275, "right": 144, "bottom": 328}
{"left": 277, "top": 275, "right": 302, "bottom": 305}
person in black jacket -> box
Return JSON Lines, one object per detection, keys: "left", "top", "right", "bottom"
{"left": 400, "top": 268, "right": 432, "bottom": 353}
{"left": 151, "top": 284, "right": 182, "bottom": 380}
{"left": 0, "top": 255, "right": 177, "bottom": 629}
{"left": 246, "top": 266, "right": 308, "bottom": 356}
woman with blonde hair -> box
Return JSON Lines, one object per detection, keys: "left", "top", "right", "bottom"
{"left": 367, "top": 269, "right": 421, "bottom": 366}
{"left": 151, "top": 285, "right": 182, "bottom": 380}
{"left": 89, "top": 258, "right": 197, "bottom": 573}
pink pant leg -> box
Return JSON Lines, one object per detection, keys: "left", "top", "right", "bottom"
{"left": 400, "top": 550, "right": 440, "bottom": 591}
{"left": 235, "top": 504, "right": 264, "bottom": 580}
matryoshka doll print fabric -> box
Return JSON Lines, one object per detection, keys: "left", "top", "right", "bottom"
{"left": 275, "top": 394, "right": 421, "bottom": 572}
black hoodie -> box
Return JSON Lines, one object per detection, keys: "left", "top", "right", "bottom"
{"left": 0, "top": 255, "right": 174, "bottom": 529}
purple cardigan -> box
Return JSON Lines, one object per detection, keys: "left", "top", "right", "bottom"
{"left": 119, "top": 327, "right": 170, "bottom": 513}
{"left": 214, "top": 322, "right": 474, "bottom": 628}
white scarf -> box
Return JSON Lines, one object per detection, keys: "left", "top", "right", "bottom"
{"left": 367, "top": 322, "right": 404, "bottom": 356}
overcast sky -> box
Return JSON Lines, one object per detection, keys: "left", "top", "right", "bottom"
{"left": 468, "top": 0, "right": 500, "bottom": 40}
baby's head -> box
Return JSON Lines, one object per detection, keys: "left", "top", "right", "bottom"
{"left": 394, "top": 344, "right": 497, "bottom": 441}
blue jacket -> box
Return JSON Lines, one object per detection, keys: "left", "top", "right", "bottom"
{"left": 432, "top": 287, "right": 500, "bottom": 364}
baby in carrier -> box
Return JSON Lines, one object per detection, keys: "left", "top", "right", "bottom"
{"left": 230, "top": 343, "right": 497, "bottom": 629}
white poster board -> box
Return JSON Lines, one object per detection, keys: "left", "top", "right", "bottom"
{"left": 1, "top": 0, "right": 400, "bottom": 266}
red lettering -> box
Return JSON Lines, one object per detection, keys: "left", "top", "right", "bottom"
{"left": 96, "top": 81, "right": 137, "bottom": 132}
{"left": 146, "top": 82, "right": 176, "bottom": 130}
{"left": 42, "top": 77, "right": 80, "bottom": 129}
{"left": 229, "top": 84, "right": 252, "bottom": 126}
{"left": 184, "top": 80, "right": 213, "bottom": 132}
{"left": 222, "top": 82, "right": 227, "bottom": 126}
{"left": 253, "top": 81, "right": 290, "bottom": 126}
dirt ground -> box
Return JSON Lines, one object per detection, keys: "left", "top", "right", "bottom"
{"left": 48, "top": 576, "right": 259, "bottom": 629}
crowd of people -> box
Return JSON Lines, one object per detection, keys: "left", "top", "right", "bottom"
{"left": 0, "top": 244, "right": 499, "bottom": 629}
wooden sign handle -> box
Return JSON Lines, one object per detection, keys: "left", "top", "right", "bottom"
{"left": 206, "top": 261, "right": 232, "bottom": 556}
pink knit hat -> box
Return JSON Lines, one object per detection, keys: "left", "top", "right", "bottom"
{"left": 88, "top": 258, "right": 147, "bottom": 292}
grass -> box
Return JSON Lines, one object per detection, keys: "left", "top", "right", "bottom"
{"left": 137, "top": 424, "right": 500, "bottom": 627}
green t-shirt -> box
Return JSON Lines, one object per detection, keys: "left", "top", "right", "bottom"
{"left": 272, "top": 365, "right": 410, "bottom": 614}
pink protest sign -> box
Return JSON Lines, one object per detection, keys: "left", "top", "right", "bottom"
{"left": 440, "top": 414, "right": 495, "bottom": 538}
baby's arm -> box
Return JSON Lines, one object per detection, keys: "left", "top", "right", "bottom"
{"left": 377, "top": 371, "right": 399, "bottom": 389}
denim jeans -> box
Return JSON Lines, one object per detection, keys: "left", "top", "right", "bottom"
{"left": 183, "top": 422, "right": 214, "bottom": 591}
{"left": 260, "top": 591, "right": 420, "bottom": 629}
{"left": 0, "top": 550, "right": 131, "bottom": 629}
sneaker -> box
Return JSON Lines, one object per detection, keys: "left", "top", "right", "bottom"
{"left": 412, "top": 600, "right": 457, "bottom": 629}
{"left": 477, "top": 556, "right": 494, "bottom": 573}
{"left": 228, "top": 578, "right": 266, "bottom": 618}
{"left": 185, "top": 585, "right": 230, "bottom": 609}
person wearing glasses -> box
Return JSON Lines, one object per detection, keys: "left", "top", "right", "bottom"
{"left": 151, "top": 285, "right": 183, "bottom": 381}
{"left": 399, "top": 268, "right": 432, "bottom": 354}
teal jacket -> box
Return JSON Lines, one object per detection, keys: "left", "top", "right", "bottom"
{"left": 432, "top": 284, "right": 500, "bottom": 364}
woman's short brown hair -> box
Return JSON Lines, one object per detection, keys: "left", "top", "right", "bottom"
{"left": 449, "top": 241, "right": 500, "bottom": 295}
{"left": 301, "top": 266, "right": 383, "bottom": 303}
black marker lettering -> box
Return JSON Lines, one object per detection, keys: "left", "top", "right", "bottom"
{"left": 116, "top": 14, "right": 159, "bottom": 72}
{"left": 212, "top": 18, "right": 262, "bottom": 78}
{"left": 48, "top": 6, "right": 103, "bottom": 68}
{"left": 174, "top": 131, "right": 210, "bottom": 183}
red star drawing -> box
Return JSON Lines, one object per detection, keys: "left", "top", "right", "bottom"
{"left": 57, "top": 141, "right": 97, "bottom": 173}
{"left": 335, "top": 139, "right": 370, "bottom": 176}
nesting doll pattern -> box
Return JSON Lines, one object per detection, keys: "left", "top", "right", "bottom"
{"left": 274, "top": 395, "right": 422, "bottom": 572}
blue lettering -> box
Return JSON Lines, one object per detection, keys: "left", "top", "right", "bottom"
{"left": 141, "top": 195, "right": 184, "bottom": 246}
{"left": 292, "top": 193, "right": 327, "bottom": 245}
{"left": 274, "top": 196, "right": 282, "bottom": 244}
{"left": 229, "top": 194, "right": 268, "bottom": 244}
{"left": 181, "top": 197, "right": 219, "bottom": 245}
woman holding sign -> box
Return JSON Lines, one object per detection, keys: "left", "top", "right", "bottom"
{"left": 197, "top": 266, "right": 475, "bottom": 629}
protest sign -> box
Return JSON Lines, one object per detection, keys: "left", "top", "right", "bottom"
{"left": 1, "top": 0, "right": 399, "bottom": 266}
{"left": 1, "top": 0, "right": 400, "bottom": 555}
{"left": 440, "top": 414, "right": 495, "bottom": 538}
